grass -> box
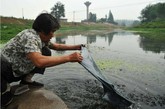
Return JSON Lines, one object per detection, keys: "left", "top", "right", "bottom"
{"left": 1, "top": 17, "right": 33, "bottom": 43}
{"left": 126, "top": 20, "right": 165, "bottom": 42}
{"left": 126, "top": 28, "right": 165, "bottom": 42}
{"left": 1, "top": 17, "right": 117, "bottom": 43}
{"left": 1, "top": 23, "right": 32, "bottom": 41}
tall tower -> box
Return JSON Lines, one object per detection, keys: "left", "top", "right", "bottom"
{"left": 84, "top": 1, "right": 91, "bottom": 21}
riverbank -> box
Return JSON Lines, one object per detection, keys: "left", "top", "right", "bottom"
{"left": 125, "top": 20, "right": 165, "bottom": 42}
{"left": 1, "top": 16, "right": 119, "bottom": 43}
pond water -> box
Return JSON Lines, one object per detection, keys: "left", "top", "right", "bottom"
{"left": 51, "top": 31, "right": 165, "bottom": 59}
{"left": 2, "top": 30, "right": 164, "bottom": 109}
{"left": 47, "top": 30, "right": 165, "bottom": 109}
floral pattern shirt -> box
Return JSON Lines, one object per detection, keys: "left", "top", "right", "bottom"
{"left": 1, "top": 29, "right": 44, "bottom": 77}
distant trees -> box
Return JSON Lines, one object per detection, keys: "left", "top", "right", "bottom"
{"left": 97, "top": 10, "right": 117, "bottom": 24}
{"left": 115, "top": 20, "right": 140, "bottom": 27}
{"left": 88, "top": 12, "right": 97, "bottom": 22}
{"left": 98, "top": 17, "right": 107, "bottom": 23}
{"left": 51, "top": 1, "right": 65, "bottom": 21}
{"left": 83, "top": 10, "right": 116, "bottom": 24}
{"left": 107, "top": 10, "right": 114, "bottom": 23}
{"left": 139, "top": 3, "right": 165, "bottom": 22}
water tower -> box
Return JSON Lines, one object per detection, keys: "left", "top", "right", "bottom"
{"left": 84, "top": 1, "right": 91, "bottom": 21}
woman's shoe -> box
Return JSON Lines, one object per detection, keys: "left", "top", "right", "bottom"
{"left": 1, "top": 91, "right": 13, "bottom": 107}
{"left": 20, "top": 80, "right": 44, "bottom": 87}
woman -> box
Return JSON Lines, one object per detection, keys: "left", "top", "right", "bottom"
{"left": 1, "top": 13, "right": 83, "bottom": 107}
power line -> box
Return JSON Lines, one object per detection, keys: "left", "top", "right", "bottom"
{"left": 65, "top": 0, "right": 163, "bottom": 21}
{"left": 66, "top": 0, "right": 162, "bottom": 14}
{"left": 90, "top": 0, "right": 162, "bottom": 11}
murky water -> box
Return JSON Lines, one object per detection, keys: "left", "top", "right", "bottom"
{"left": 36, "top": 30, "right": 165, "bottom": 109}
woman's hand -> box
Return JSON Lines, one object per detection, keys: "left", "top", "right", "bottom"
{"left": 68, "top": 52, "right": 83, "bottom": 62}
{"left": 77, "top": 44, "right": 86, "bottom": 50}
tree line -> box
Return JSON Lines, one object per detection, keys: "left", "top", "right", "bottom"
{"left": 86, "top": 10, "right": 117, "bottom": 24}
{"left": 139, "top": 3, "right": 165, "bottom": 22}
{"left": 50, "top": 1, "right": 116, "bottom": 24}
{"left": 50, "top": 2, "right": 165, "bottom": 24}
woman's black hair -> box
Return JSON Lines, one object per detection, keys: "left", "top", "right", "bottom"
{"left": 32, "top": 13, "right": 60, "bottom": 35}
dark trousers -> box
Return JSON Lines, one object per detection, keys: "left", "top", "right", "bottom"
{"left": 0, "top": 46, "right": 51, "bottom": 107}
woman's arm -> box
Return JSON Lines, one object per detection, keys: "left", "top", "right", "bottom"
{"left": 27, "top": 52, "right": 83, "bottom": 68}
{"left": 48, "top": 43, "right": 82, "bottom": 51}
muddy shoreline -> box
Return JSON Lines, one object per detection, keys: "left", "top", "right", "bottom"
{"left": 34, "top": 64, "right": 116, "bottom": 109}
{"left": 33, "top": 46, "right": 165, "bottom": 109}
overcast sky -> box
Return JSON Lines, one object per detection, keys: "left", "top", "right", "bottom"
{"left": 0, "top": 0, "right": 164, "bottom": 22}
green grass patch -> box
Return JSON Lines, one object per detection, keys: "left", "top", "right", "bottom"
{"left": 127, "top": 28, "right": 165, "bottom": 42}
{"left": 126, "top": 19, "right": 165, "bottom": 42}
{"left": 1, "top": 22, "right": 32, "bottom": 42}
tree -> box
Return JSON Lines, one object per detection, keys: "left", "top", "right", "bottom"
{"left": 139, "top": 4, "right": 154, "bottom": 22}
{"left": 156, "top": 3, "right": 165, "bottom": 19}
{"left": 107, "top": 10, "right": 114, "bottom": 23}
{"left": 139, "top": 3, "right": 165, "bottom": 22}
{"left": 97, "top": 18, "right": 106, "bottom": 23}
{"left": 51, "top": 1, "right": 65, "bottom": 21}
{"left": 88, "top": 12, "right": 97, "bottom": 22}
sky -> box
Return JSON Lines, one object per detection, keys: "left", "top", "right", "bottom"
{"left": 0, "top": 0, "right": 164, "bottom": 22}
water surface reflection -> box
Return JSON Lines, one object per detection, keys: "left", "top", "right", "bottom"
{"left": 51, "top": 31, "right": 165, "bottom": 59}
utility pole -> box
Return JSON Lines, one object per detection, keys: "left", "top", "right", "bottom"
{"left": 22, "top": 8, "right": 24, "bottom": 19}
{"left": 84, "top": 1, "right": 91, "bottom": 21}
{"left": 73, "top": 11, "right": 75, "bottom": 22}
